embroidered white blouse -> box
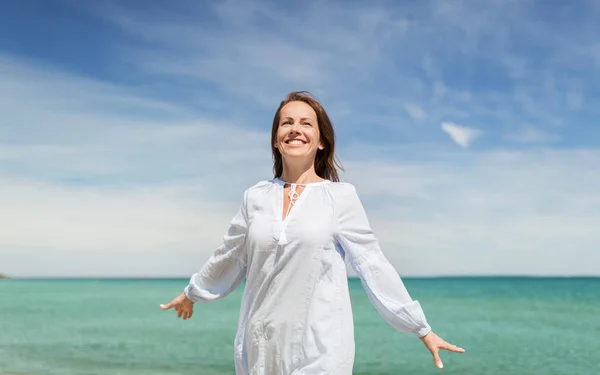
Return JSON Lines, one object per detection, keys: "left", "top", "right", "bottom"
{"left": 184, "top": 178, "right": 431, "bottom": 375}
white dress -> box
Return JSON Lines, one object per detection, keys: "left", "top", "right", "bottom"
{"left": 184, "top": 178, "right": 431, "bottom": 374}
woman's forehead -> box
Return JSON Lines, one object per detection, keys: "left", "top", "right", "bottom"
{"left": 280, "top": 101, "right": 317, "bottom": 118}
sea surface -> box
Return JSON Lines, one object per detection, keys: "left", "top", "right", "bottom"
{"left": 1, "top": 277, "right": 598, "bottom": 375}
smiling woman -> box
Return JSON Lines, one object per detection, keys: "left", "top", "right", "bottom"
{"left": 270, "top": 92, "right": 342, "bottom": 184}
{"left": 160, "top": 91, "right": 464, "bottom": 374}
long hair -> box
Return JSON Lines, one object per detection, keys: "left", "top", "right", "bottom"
{"left": 271, "top": 91, "right": 343, "bottom": 182}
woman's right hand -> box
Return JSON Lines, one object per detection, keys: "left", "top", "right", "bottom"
{"left": 160, "top": 292, "right": 194, "bottom": 320}
{"left": 419, "top": 331, "right": 465, "bottom": 369}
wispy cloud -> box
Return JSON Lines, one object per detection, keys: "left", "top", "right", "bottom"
{"left": 0, "top": 54, "right": 271, "bottom": 190}
{"left": 346, "top": 148, "right": 600, "bottom": 276}
{"left": 0, "top": 53, "right": 272, "bottom": 277}
{"left": 404, "top": 103, "right": 427, "bottom": 121}
{"left": 441, "top": 122, "right": 482, "bottom": 148}
{"left": 0, "top": 176, "right": 242, "bottom": 277}
{"left": 79, "top": 0, "right": 409, "bottom": 109}
{"left": 63, "top": 0, "right": 600, "bottom": 142}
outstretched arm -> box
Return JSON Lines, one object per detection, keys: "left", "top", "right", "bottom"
{"left": 161, "top": 190, "right": 250, "bottom": 318}
{"left": 335, "top": 183, "right": 464, "bottom": 368}
{"left": 335, "top": 184, "right": 431, "bottom": 336}
{"left": 184, "top": 190, "right": 250, "bottom": 302}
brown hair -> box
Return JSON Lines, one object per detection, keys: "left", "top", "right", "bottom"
{"left": 271, "top": 91, "right": 343, "bottom": 182}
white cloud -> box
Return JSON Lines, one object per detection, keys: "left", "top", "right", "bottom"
{"left": 0, "top": 54, "right": 271, "bottom": 277}
{"left": 78, "top": 0, "right": 410, "bottom": 109}
{"left": 0, "top": 54, "right": 272, "bottom": 191}
{"left": 64, "top": 0, "right": 600, "bottom": 143}
{"left": 344, "top": 148, "right": 600, "bottom": 276}
{"left": 441, "top": 122, "right": 482, "bottom": 148}
{"left": 0, "top": 177, "right": 241, "bottom": 277}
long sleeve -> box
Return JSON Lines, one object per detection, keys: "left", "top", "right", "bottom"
{"left": 334, "top": 183, "right": 432, "bottom": 337}
{"left": 184, "top": 190, "right": 249, "bottom": 303}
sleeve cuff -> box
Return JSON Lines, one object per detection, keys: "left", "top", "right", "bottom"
{"left": 183, "top": 284, "right": 199, "bottom": 302}
{"left": 416, "top": 324, "right": 432, "bottom": 338}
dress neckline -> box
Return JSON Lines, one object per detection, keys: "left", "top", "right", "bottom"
{"left": 272, "top": 177, "right": 331, "bottom": 186}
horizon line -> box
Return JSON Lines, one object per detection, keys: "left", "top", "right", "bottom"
{"left": 3, "top": 274, "right": 600, "bottom": 280}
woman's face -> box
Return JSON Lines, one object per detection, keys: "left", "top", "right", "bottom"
{"left": 275, "top": 101, "right": 323, "bottom": 163}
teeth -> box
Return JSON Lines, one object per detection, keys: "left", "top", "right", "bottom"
{"left": 289, "top": 140, "right": 305, "bottom": 145}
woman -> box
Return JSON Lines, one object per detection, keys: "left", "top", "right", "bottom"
{"left": 161, "top": 91, "right": 465, "bottom": 374}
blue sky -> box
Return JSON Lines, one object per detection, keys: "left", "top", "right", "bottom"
{"left": 1, "top": 0, "right": 599, "bottom": 277}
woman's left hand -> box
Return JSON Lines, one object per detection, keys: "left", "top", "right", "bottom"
{"left": 419, "top": 331, "right": 465, "bottom": 369}
{"left": 160, "top": 292, "right": 194, "bottom": 320}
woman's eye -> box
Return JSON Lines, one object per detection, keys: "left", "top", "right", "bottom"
{"left": 303, "top": 123, "right": 312, "bottom": 126}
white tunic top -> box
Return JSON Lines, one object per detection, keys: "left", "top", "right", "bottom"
{"left": 184, "top": 178, "right": 431, "bottom": 375}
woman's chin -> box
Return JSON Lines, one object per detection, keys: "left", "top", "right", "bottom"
{"left": 281, "top": 152, "right": 316, "bottom": 162}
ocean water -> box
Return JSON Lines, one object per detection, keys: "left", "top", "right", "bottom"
{"left": 0, "top": 277, "right": 598, "bottom": 375}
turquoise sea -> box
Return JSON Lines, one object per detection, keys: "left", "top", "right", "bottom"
{"left": 1, "top": 277, "right": 598, "bottom": 375}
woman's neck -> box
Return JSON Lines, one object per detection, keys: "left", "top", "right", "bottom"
{"left": 279, "top": 163, "right": 324, "bottom": 184}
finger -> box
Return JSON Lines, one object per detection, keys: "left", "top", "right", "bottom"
{"left": 177, "top": 308, "right": 183, "bottom": 318}
{"left": 159, "top": 302, "right": 173, "bottom": 310}
{"left": 432, "top": 350, "right": 443, "bottom": 369}
{"left": 448, "top": 345, "right": 465, "bottom": 353}
{"left": 441, "top": 342, "right": 466, "bottom": 353}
